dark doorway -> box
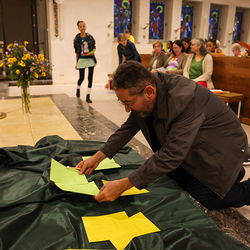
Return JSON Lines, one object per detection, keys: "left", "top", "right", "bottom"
{"left": 0, "top": 0, "right": 50, "bottom": 80}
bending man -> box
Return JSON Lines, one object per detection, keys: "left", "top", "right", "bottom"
{"left": 76, "top": 61, "right": 250, "bottom": 210}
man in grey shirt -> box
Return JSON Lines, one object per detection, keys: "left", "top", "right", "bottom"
{"left": 76, "top": 61, "right": 250, "bottom": 210}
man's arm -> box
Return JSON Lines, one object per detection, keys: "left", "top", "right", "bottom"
{"left": 94, "top": 97, "right": 206, "bottom": 202}
{"left": 100, "top": 111, "right": 140, "bottom": 159}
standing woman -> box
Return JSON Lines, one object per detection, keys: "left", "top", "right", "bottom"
{"left": 183, "top": 38, "right": 214, "bottom": 89}
{"left": 74, "top": 20, "right": 96, "bottom": 103}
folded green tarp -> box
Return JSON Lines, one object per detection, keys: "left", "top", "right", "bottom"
{"left": 0, "top": 135, "right": 249, "bottom": 250}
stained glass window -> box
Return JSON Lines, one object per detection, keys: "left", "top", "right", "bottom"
{"left": 232, "top": 12, "right": 243, "bottom": 43}
{"left": 208, "top": 9, "right": 219, "bottom": 40}
{"left": 114, "top": 0, "right": 132, "bottom": 38}
{"left": 180, "top": 6, "right": 193, "bottom": 40}
{"left": 149, "top": 1, "right": 165, "bottom": 40}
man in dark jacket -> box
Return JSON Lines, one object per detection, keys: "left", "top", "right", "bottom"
{"left": 76, "top": 61, "right": 250, "bottom": 210}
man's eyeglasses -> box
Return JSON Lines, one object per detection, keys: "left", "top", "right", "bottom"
{"left": 118, "top": 84, "right": 150, "bottom": 108}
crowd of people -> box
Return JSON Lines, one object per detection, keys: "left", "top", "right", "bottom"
{"left": 73, "top": 22, "right": 250, "bottom": 101}
{"left": 114, "top": 31, "right": 250, "bottom": 90}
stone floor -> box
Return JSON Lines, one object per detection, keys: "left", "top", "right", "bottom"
{"left": 1, "top": 82, "right": 250, "bottom": 247}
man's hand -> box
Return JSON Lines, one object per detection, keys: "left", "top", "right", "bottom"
{"left": 75, "top": 151, "right": 106, "bottom": 175}
{"left": 94, "top": 177, "right": 133, "bottom": 203}
{"left": 166, "top": 70, "right": 173, "bottom": 74}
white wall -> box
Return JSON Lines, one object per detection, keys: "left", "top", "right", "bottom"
{"left": 47, "top": 0, "right": 250, "bottom": 85}
{"left": 47, "top": 0, "right": 114, "bottom": 84}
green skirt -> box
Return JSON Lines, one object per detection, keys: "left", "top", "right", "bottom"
{"left": 77, "top": 58, "right": 96, "bottom": 69}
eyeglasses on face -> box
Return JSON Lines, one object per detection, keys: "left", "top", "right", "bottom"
{"left": 118, "top": 84, "right": 151, "bottom": 108}
{"left": 191, "top": 43, "right": 198, "bottom": 46}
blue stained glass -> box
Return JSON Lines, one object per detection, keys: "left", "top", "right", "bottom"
{"left": 149, "top": 2, "right": 165, "bottom": 40}
{"left": 208, "top": 9, "right": 220, "bottom": 40}
{"left": 233, "top": 12, "right": 243, "bottom": 44}
{"left": 114, "top": 0, "right": 133, "bottom": 38}
{"left": 180, "top": 6, "right": 193, "bottom": 40}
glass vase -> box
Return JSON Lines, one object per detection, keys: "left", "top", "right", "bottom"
{"left": 20, "top": 81, "right": 31, "bottom": 115}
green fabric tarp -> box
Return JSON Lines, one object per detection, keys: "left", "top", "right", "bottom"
{"left": 0, "top": 135, "right": 249, "bottom": 250}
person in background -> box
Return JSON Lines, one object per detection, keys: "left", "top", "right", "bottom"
{"left": 183, "top": 38, "right": 214, "bottom": 89}
{"left": 148, "top": 41, "right": 168, "bottom": 71}
{"left": 124, "top": 29, "right": 135, "bottom": 43}
{"left": 231, "top": 43, "right": 242, "bottom": 57}
{"left": 73, "top": 20, "right": 96, "bottom": 103}
{"left": 216, "top": 40, "right": 221, "bottom": 50}
{"left": 153, "top": 40, "right": 188, "bottom": 75}
{"left": 181, "top": 37, "right": 192, "bottom": 53}
{"left": 166, "top": 40, "right": 173, "bottom": 54}
{"left": 117, "top": 33, "right": 141, "bottom": 65}
{"left": 206, "top": 39, "right": 225, "bottom": 57}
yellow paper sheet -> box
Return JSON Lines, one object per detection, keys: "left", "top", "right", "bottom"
{"left": 82, "top": 211, "right": 160, "bottom": 250}
{"left": 82, "top": 157, "right": 121, "bottom": 170}
{"left": 50, "top": 159, "right": 99, "bottom": 196}
{"left": 102, "top": 179, "right": 149, "bottom": 196}
{"left": 82, "top": 211, "right": 129, "bottom": 242}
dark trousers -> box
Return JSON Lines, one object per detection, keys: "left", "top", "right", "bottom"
{"left": 77, "top": 67, "right": 94, "bottom": 88}
{"left": 167, "top": 166, "right": 250, "bottom": 210}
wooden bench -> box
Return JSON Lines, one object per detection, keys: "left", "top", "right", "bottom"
{"left": 215, "top": 92, "right": 244, "bottom": 118}
{"left": 212, "top": 56, "right": 250, "bottom": 124}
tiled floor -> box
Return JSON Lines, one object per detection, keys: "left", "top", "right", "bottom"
{"left": 0, "top": 97, "right": 82, "bottom": 147}
{"left": 1, "top": 82, "right": 250, "bottom": 231}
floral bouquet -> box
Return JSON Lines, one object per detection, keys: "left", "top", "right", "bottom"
{"left": 0, "top": 41, "right": 52, "bottom": 114}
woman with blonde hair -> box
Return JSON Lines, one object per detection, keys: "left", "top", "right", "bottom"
{"left": 148, "top": 41, "right": 168, "bottom": 71}
{"left": 231, "top": 43, "right": 242, "bottom": 57}
{"left": 183, "top": 38, "right": 214, "bottom": 89}
{"left": 117, "top": 33, "right": 141, "bottom": 65}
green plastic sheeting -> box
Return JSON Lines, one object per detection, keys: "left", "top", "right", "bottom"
{"left": 0, "top": 135, "right": 249, "bottom": 250}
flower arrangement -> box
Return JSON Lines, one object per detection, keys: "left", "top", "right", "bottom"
{"left": 0, "top": 41, "right": 52, "bottom": 114}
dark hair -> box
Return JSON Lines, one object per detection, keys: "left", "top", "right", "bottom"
{"left": 181, "top": 37, "right": 190, "bottom": 44}
{"left": 113, "top": 61, "right": 155, "bottom": 95}
{"left": 207, "top": 38, "right": 217, "bottom": 47}
{"left": 168, "top": 40, "right": 173, "bottom": 47}
{"left": 192, "top": 38, "right": 208, "bottom": 56}
{"left": 181, "top": 38, "right": 191, "bottom": 53}
{"left": 124, "top": 29, "right": 131, "bottom": 34}
{"left": 77, "top": 20, "right": 85, "bottom": 27}
{"left": 167, "top": 40, "right": 173, "bottom": 53}
{"left": 172, "top": 40, "right": 185, "bottom": 55}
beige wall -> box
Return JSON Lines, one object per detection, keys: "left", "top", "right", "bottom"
{"left": 47, "top": 0, "right": 250, "bottom": 85}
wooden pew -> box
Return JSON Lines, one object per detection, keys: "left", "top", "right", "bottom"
{"left": 140, "top": 54, "right": 151, "bottom": 68}
{"left": 212, "top": 57, "right": 250, "bottom": 124}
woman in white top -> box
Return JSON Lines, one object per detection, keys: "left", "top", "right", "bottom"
{"left": 148, "top": 41, "right": 168, "bottom": 71}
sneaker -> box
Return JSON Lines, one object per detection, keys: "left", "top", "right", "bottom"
{"left": 76, "top": 89, "right": 80, "bottom": 98}
{"left": 86, "top": 94, "right": 92, "bottom": 103}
